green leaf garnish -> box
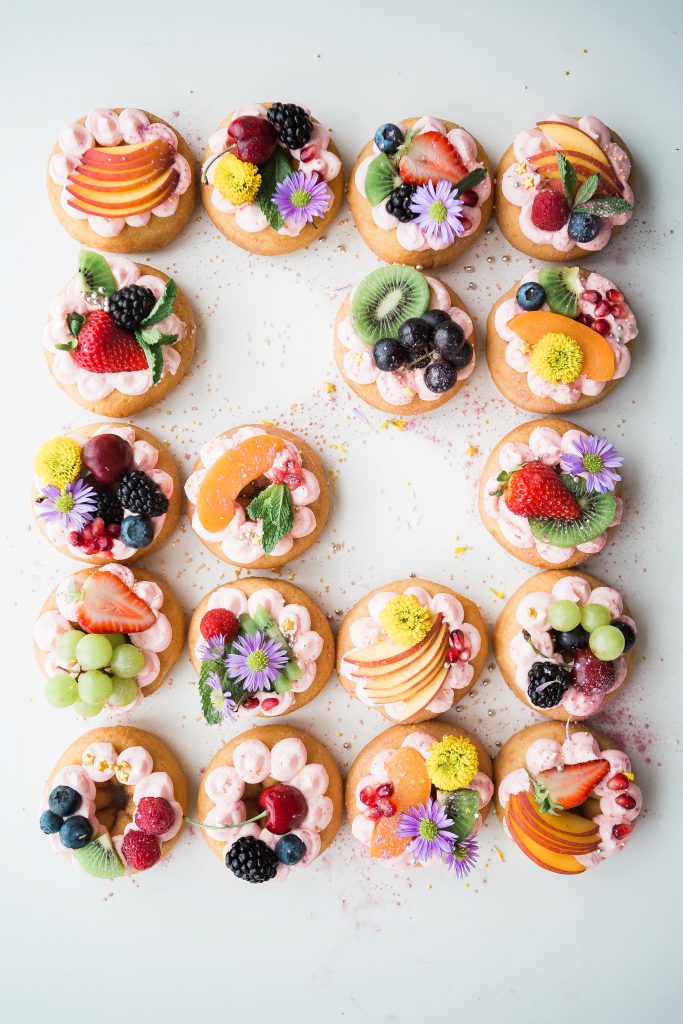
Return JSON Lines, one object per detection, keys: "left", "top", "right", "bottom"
{"left": 443, "top": 789, "right": 480, "bottom": 839}
{"left": 67, "top": 312, "right": 85, "bottom": 339}
{"left": 453, "top": 167, "right": 487, "bottom": 196}
{"left": 198, "top": 660, "right": 226, "bottom": 725}
{"left": 136, "top": 327, "right": 178, "bottom": 348}
{"left": 573, "top": 173, "right": 600, "bottom": 207}
{"left": 136, "top": 339, "right": 164, "bottom": 385}
{"left": 246, "top": 483, "right": 294, "bottom": 555}
{"left": 556, "top": 152, "right": 577, "bottom": 207}
{"left": 140, "top": 280, "right": 176, "bottom": 328}
{"left": 573, "top": 196, "right": 634, "bottom": 217}
{"left": 254, "top": 149, "right": 292, "bottom": 231}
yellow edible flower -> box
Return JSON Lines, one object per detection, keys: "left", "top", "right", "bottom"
{"left": 379, "top": 594, "right": 433, "bottom": 645}
{"left": 213, "top": 153, "right": 261, "bottom": 205}
{"left": 426, "top": 735, "right": 479, "bottom": 791}
{"left": 529, "top": 332, "right": 584, "bottom": 384}
{"left": 34, "top": 436, "right": 81, "bottom": 488}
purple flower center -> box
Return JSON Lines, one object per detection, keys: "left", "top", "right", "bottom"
{"left": 428, "top": 199, "right": 448, "bottom": 224}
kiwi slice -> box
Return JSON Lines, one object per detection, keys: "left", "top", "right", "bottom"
{"left": 530, "top": 474, "right": 617, "bottom": 548}
{"left": 365, "top": 153, "right": 401, "bottom": 207}
{"left": 78, "top": 250, "right": 117, "bottom": 298}
{"left": 72, "top": 831, "right": 125, "bottom": 879}
{"left": 351, "top": 266, "right": 430, "bottom": 344}
{"left": 537, "top": 267, "right": 581, "bottom": 318}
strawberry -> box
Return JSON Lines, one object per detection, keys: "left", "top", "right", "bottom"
{"left": 76, "top": 570, "right": 156, "bottom": 635}
{"left": 532, "top": 758, "right": 610, "bottom": 813}
{"left": 499, "top": 462, "right": 581, "bottom": 520}
{"left": 73, "top": 310, "right": 147, "bottom": 374}
{"left": 398, "top": 131, "right": 468, "bottom": 186}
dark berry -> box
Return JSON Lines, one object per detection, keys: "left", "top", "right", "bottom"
{"left": 374, "top": 123, "right": 404, "bottom": 154}
{"left": 225, "top": 836, "right": 278, "bottom": 883}
{"left": 527, "top": 661, "right": 572, "bottom": 709}
{"left": 397, "top": 317, "right": 433, "bottom": 366}
{"left": 445, "top": 340, "right": 473, "bottom": 369}
{"left": 613, "top": 620, "right": 636, "bottom": 653}
{"left": 120, "top": 515, "right": 154, "bottom": 549}
{"left": 459, "top": 189, "right": 479, "bottom": 207}
{"left": 59, "top": 815, "right": 93, "bottom": 850}
{"left": 568, "top": 212, "right": 602, "bottom": 243}
{"left": 432, "top": 321, "right": 465, "bottom": 363}
{"left": 40, "top": 810, "right": 63, "bottom": 835}
{"left": 118, "top": 471, "right": 169, "bottom": 517}
{"left": 267, "top": 103, "right": 312, "bottom": 150}
{"left": 109, "top": 285, "right": 156, "bottom": 332}
{"left": 49, "top": 785, "right": 82, "bottom": 817}
{"left": 95, "top": 490, "right": 124, "bottom": 526}
{"left": 424, "top": 359, "right": 457, "bottom": 394}
{"left": 554, "top": 624, "right": 590, "bottom": 652}
{"left": 274, "top": 833, "right": 307, "bottom": 866}
{"left": 421, "top": 309, "right": 451, "bottom": 329}
{"left": 385, "top": 183, "right": 417, "bottom": 222}
{"left": 571, "top": 647, "right": 616, "bottom": 696}
{"left": 373, "top": 338, "right": 408, "bottom": 372}
{"left": 516, "top": 282, "right": 547, "bottom": 311}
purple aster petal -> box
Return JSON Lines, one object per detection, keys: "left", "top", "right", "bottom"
{"left": 561, "top": 434, "right": 622, "bottom": 494}
{"left": 197, "top": 635, "right": 226, "bottom": 661}
{"left": 35, "top": 479, "right": 97, "bottom": 530}
{"left": 397, "top": 797, "right": 455, "bottom": 864}
{"left": 226, "top": 631, "right": 290, "bottom": 693}
{"left": 445, "top": 833, "right": 479, "bottom": 879}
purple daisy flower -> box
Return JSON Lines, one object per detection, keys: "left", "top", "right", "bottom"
{"left": 410, "top": 180, "right": 466, "bottom": 245}
{"left": 197, "top": 634, "right": 226, "bottom": 662}
{"left": 226, "top": 631, "right": 289, "bottom": 692}
{"left": 444, "top": 833, "right": 479, "bottom": 879}
{"left": 206, "top": 672, "right": 237, "bottom": 722}
{"left": 272, "top": 170, "right": 332, "bottom": 226}
{"left": 560, "top": 435, "right": 623, "bottom": 494}
{"left": 35, "top": 479, "right": 97, "bottom": 530}
{"left": 397, "top": 797, "right": 454, "bottom": 863}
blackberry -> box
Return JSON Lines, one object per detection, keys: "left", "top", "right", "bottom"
{"left": 109, "top": 285, "right": 157, "bottom": 331}
{"left": 267, "top": 103, "right": 312, "bottom": 150}
{"left": 225, "top": 836, "right": 278, "bottom": 883}
{"left": 96, "top": 489, "right": 124, "bottom": 526}
{"left": 527, "top": 661, "right": 572, "bottom": 709}
{"left": 386, "top": 183, "right": 417, "bottom": 222}
{"left": 118, "top": 471, "right": 169, "bottom": 517}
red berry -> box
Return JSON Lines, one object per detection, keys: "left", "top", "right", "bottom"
{"left": 97, "top": 537, "right": 110, "bottom": 551}
{"left": 447, "top": 628, "right": 471, "bottom": 663}
{"left": 82, "top": 433, "right": 133, "bottom": 485}
{"left": 571, "top": 648, "right": 616, "bottom": 697}
{"left": 134, "top": 796, "right": 175, "bottom": 836}
{"left": 606, "top": 288, "right": 623, "bottom": 302}
{"left": 270, "top": 457, "right": 304, "bottom": 490}
{"left": 531, "top": 190, "right": 570, "bottom": 231}
{"left": 593, "top": 300, "right": 612, "bottom": 318}
{"left": 199, "top": 608, "right": 239, "bottom": 643}
{"left": 360, "top": 785, "right": 378, "bottom": 807}
{"left": 459, "top": 189, "right": 478, "bottom": 208}
{"left": 366, "top": 806, "right": 381, "bottom": 821}
{"left": 261, "top": 697, "right": 279, "bottom": 711}
{"left": 258, "top": 783, "right": 308, "bottom": 835}
{"left": 227, "top": 115, "right": 277, "bottom": 165}
{"left": 74, "top": 311, "right": 148, "bottom": 375}
{"left": 243, "top": 696, "right": 259, "bottom": 709}
{"left": 607, "top": 773, "right": 630, "bottom": 791}
{"left": 612, "top": 822, "right": 632, "bottom": 841}
{"left": 69, "top": 531, "right": 82, "bottom": 545}
{"left": 299, "top": 144, "right": 318, "bottom": 162}
{"left": 503, "top": 462, "right": 581, "bottom": 520}
{"left": 121, "top": 829, "right": 161, "bottom": 871}
{"left": 376, "top": 782, "right": 394, "bottom": 798}
{"left": 581, "top": 290, "right": 601, "bottom": 304}
{"left": 398, "top": 131, "right": 467, "bottom": 186}
{"left": 592, "top": 318, "right": 610, "bottom": 335}
{"left": 376, "top": 797, "right": 396, "bottom": 818}
{"left": 107, "top": 523, "right": 120, "bottom": 537}
{"left": 460, "top": 216, "right": 472, "bottom": 231}
{"left": 576, "top": 313, "right": 594, "bottom": 326}
{"left": 610, "top": 303, "right": 626, "bottom": 319}
{"left": 615, "top": 793, "right": 637, "bottom": 810}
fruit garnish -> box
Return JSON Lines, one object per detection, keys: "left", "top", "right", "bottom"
{"left": 72, "top": 832, "right": 125, "bottom": 879}
{"left": 442, "top": 788, "right": 479, "bottom": 839}
{"left": 531, "top": 758, "right": 610, "bottom": 813}
{"left": 508, "top": 310, "right": 616, "bottom": 381}
{"left": 527, "top": 661, "right": 572, "bottom": 709}
{"left": 351, "top": 265, "right": 430, "bottom": 344}
{"left": 199, "top": 608, "right": 240, "bottom": 643}
{"left": 66, "top": 139, "right": 178, "bottom": 219}
{"left": 78, "top": 250, "right": 117, "bottom": 298}
{"left": 267, "top": 103, "right": 312, "bottom": 150}
{"left": 496, "top": 462, "right": 581, "bottom": 520}
{"left": 226, "top": 835, "right": 278, "bottom": 883}
{"left": 121, "top": 829, "right": 161, "bottom": 871}
{"left": 516, "top": 281, "right": 546, "bottom": 312}
{"left": 76, "top": 570, "right": 156, "bottom": 635}
{"left": 258, "top": 784, "right": 308, "bottom": 835}
{"left": 528, "top": 474, "right": 617, "bottom": 548}
{"left": 530, "top": 189, "right": 570, "bottom": 231}
{"left": 227, "top": 115, "right": 278, "bottom": 165}
{"left": 537, "top": 267, "right": 581, "bottom": 318}
{"left": 134, "top": 796, "right": 175, "bottom": 836}
{"left": 570, "top": 647, "right": 616, "bottom": 696}
{"left": 370, "top": 747, "right": 431, "bottom": 859}
{"left": 195, "top": 434, "right": 287, "bottom": 534}
{"left": 397, "top": 130, "right": 467, "bottom": 186}
{"left": 82, "top": 433, "right": 133, "bottom": 485}
{"left": 364, "top": 153, "right": 402, "bottom": 206}
{"left": 374, "top": 123, "right": 404, "bottom": 154}
{"left": 71, "top": 310, "right": 148, "bottom": 374}
{"left": 504, "top": 790, "right": 599, "bottom": 873}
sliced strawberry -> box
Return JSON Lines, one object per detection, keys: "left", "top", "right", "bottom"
{"left": 74, "top": 310, "right": 148, "bottom": 374}
{"left": 398, "top": 131, "right": 468, "bottom": 186}
{"left": 501, "top": 462, "right": 581, "bottom": 520}
{"left": 532, "top": 758, "right": 610, "bottom": 812}
{"left": 76, "top": 570, "right": 156, "bottom": 634}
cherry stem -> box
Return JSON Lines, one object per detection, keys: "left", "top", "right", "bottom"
{"left": 201, "top": 145, "right": 237, "bottom": 184}
{"left": 184, "top": 809, "right": 268, "bottom": 830}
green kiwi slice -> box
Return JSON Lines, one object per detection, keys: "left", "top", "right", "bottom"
{"left": 364, "top": 154, "right": 401, "bottom": 207}
{"left": 351, "top": 266, "right": 430, "bottom": 344}
{"left": 529, "top": 474, "right": 617, "bottom": 548}
{"left": 537, "top": 266, "right": 581, "bottom": 318}
{"left": 72, "top": 831, "right": 125, "bottom": 879}
{"left": 78, "top": 250, "right": 117, "bottom": 298}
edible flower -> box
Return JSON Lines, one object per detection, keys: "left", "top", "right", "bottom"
{"left": 34, "top": 436, "right": 82, "bottom": 489}
{"left": 272, "top": 170, "right": 332, "bottom": 226}
{"left": 529, "top": 332, "right": 584, "bottom": 384}
{"left": 561, "top": 435, "right": 623, "bottom": 494}
{"left": 426, "top": 735, "right": 479, "bottom": 791}
{"left": 226, "top": 631, "right": 289, "bottom": 692}
{"left": 206, "top": 672, "right": 237, "bottom": 722}
{"left": 35, "top": 479, "right": 97, "bottom": 531}
{"left": 197, "top": 634, "right": 227, "bottom": 662}
{"left": 410, "top": 180, "right": 466, "bottom": 244}
{"left": 444, "top": 833, "right": 479, "bottom": 878}
{"left": 379, "top": 594, "right": 433, "bottom": 645}
{"left": 397, "top": 797, "right": 454, "bottom": 863}
{"left": 214, "top": 153, "right": 261, "bottom": 204}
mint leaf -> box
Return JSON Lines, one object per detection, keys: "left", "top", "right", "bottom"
{"left": 140, "top": 280, "right": 176, "bottom": 328}
{"left": 364, "top": 153, "right": 401, "bottom": 206}
{"left": 556, "top": 152, "right": 577, "bottom": 207}
{"left": 198, "top": 660, "right": 224, "bottom": 725}
{"left": 247, "top": 483, "right": 294, "bottom": 555}
{"left": 137, "top": 339, "right": 164, "bottom": 385}
{"left": 254, "top": 149, "right": 292, "bottom": 231}
{"left": 444, "top": 789, "right": 480, "bottom": 839}
{"left": 67, "top": 312, "right": 85, "bottom": 338}
{"left": 453, "top": 167, "right": 487, "bottom": 196}
{"left": 573, "top": 196, "right": 633, "bottom": 217}
{"left": 136, "top": 327, "right": 178, "bottom": 348}
{"left": 573, "top": 173, "right": 600, "bottom": 207}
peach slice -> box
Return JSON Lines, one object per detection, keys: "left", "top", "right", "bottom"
{"left": 506, "top": 806, "right": 586, "bottom": 874}
{"left": 195, "top": 434, "right": 287, "bottom": 534}
{"left": 536, "top": 122, "right": 611, "bottom": 171}
{"left": 346, "top": 616, "right": 442, "bottom": 674}
{"left": 507, "top": 310, "right": 616, "bottom": 382}
{"left": 80, "top": 139, "right": 171, "bottom": 168}
{"left": 370, "top": 747, "right": 431, "bottom": 859}
{"left": 528, "top": 151, "right": 621, "bottom": 197}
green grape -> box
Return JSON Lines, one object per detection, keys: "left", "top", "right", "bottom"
{"left": 548, "top": 600, "right": 582, "bottom": 632}
{"left": 581, "top": 603, "right": 611, "bottom": 632}
{"left": 101, "top": 633, "right": 126, "bottom": 650}
{"left": 57, "top": 630, "right": 86, "bottom": 662}
{"left": 78, "top": 670, "right": 113, "bottom": 704}
{"left": 109, "top": 643, "right": 145, "bottom": 679}
{"left": 109, "top": 675, "right": 139, "bottom": 707}
{"left": 589, "top": 625, "right": 625, "bottom": 662}
{"left": 73, "top": 699, "right": 104, "bottom": 719}
{"left": 75, "top": 634, "right": 113, "bottom": 671}
{"left": 45, "top": 674, "right": 78, "bottom": 708}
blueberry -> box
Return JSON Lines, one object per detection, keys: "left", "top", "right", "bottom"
{"left": 120, "top": 515, "right": 154, "bottom": 549}
{"left": 424, "top": 359, "right": 457, "bottom": 394}
{"left": 421, "top": 309, "right": 451, "bottom": 329}
{"left": 48, "top": 785, "right": 82, "bottom": 817}
{"left": 445, "top": 340, "right": 473, "bottom": 370}
{"left": 568, "top": 212, "right": 602, "bottom": 243}
{"left": 59, "top": 815, "right": 93, "bottom": 850}
{"left": 275, "top": 833, "right": 307, "bottom": 866}
{"left": 554, "top": 624, "right": 590, "bottom": 652}
{"left": 373, "top": 338, "right": 408, "bottom": 372}
{"left": 40, "top": 810, "right": 63, "bottom": 835}
{"left": 516, "top": 282, "right": 546, "bottom": 311}
{"left": 613, "top": 620, "right": 636, "bottom": 653}
{"left": 432, "top": 321, "right": 465, "bottom": 363}
{"left": 397, "top": 317, "right": 433, "bottom": 352}
{"left": 374, "top": 123, "right": 404, "bottom": 154}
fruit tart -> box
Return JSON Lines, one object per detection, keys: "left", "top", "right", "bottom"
{"left": 479, "top": 418, "right": 624, "bottom": 568}
{"left": 47, "top": 107, "right": 195, "bottom": 252}
{"left": 185, "top": 424, "right": 329, "bottom": 568}
{"left": 494, "top": 569, "right": 637, "bottom": 720}
{"left": 487, "top": 266, "right": 637, "bottom": 413}
{"left": 32, "top": 423, "right": 180, "bottom": 563}
{"left": 494, "top": 722, "right": 642, "bottom": 875}
{"left": 192, "top": 726, "right": 342, "bottom": 884}
{"left": 336, "top": 578, "right": 487, "bottom": 724}
{"left": 349, "top": 116, "right": 493, "bottom": 268}
{"left": 189, "top": 578, "right": 334, "bottom": 723}
{"left": 44, "top": 250, "right": 196, "bottom": 418}
{"left": 347, "top": 722, "right": 493, "bottom": 877}
{"left": 334, "top": 266, "right": 477, "bottom": 414}
{"left": 495, "top": 115, "right": 634, "bottom": 261}
{"left": 39, "top": 726, "right": 188, "bottom": 878}
{"left": 34, "top": 564, "right": 185, "bottom": 720}
{"left": 201, "top": 102, "right": 343, "bottom": 254}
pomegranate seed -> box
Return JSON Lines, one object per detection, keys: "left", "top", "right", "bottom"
{"left": 97, "top": 537, "right": 110, "bottom": 551}
{"left": 612, "top": 822, "right": 632, "bottom": 841}
{"left": 459, "top": 189, "right": 478, "bottom": 207}
{"left": 606, "top": 288, "right": 623, "bottom": 302}
{"left": 68, "top": 531, "right": 82, "bottom": 545}
{"left": 359, "top": 785, "right": 377, "bottom": 807}
{"left": 299, "top": 144, "right": 318, "bottom": 161}
{"left": 615, "top": 793, "right": 637, "bottom": 810}
{"left": 576, "top": 312, "right": 594, "bottom": 326}
{"left": 82, "top": 526, "right": 93, "bottom": 540}
{"left": 376, "top": 782, "right": 394, "bottom": 798}
{"left": 610, "top": 303, "right": 626, "bottom": 319}
{"left": 376, "top": 797, "right": 396, "bottom": 818}
{"left": 594, "top": 300, "right": 612, "bottom": 318}
{"left": 446, "top": 648, "right": 460, "bottom": 664}
{"left": 592, "top": 318, "right": 610, "bottom": 335}
{"left": 91, "top": 517, "right": 105, "bottom": 537}
{"left": 581, "top": 289, "right": 601, "bottom": 304}
{"left": 607, "top": 773, "right": 630, "bottom": 791}
{"left": 243, "top": 697, "right": 259, "bottom": 709}
{"left": 366, "top": 806, "right": 381, "bottom": 821}
{"left": 107, "top": 524, "right": 120, "bottom": 537}
{"left": 448, "top": 629, "right": 471, "bottom": 662}
{"left": 460, "top": 216, "right": 472, "bottom": 231}
{"left": 261, "top": 697, "right": 279, "bottom": 711}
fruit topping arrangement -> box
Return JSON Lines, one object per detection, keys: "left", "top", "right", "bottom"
{"left": 34, "top": 429, "right": 170, "bottom": 557}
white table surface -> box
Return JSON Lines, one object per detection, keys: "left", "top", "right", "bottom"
{"left": 4, "top": 1, "right": 681, "bottom": 1020}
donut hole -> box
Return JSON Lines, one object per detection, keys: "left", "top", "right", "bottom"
{"left": 240, "top": 775, "right": 279, "bottom": 822}
{"left": 91, "top": 778, "right": 136, "bottom": 836}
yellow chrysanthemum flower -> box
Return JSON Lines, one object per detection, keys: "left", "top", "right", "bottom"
{"left": 379, "top": 594, "right": 433, "bottom": 645}
{"left": 426, "top": 735, "right": 479, "bottom": 791}
{"left": 213, "top": 153, "right": 261, "bottom": 205}
{"left": 529, "top": 332, "right": 584, "bottom": 385}
{"left": 34, "top": 436, "right": 81, "bottom": 488}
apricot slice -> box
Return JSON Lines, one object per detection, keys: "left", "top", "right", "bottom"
{"left": 370, "top": 747, "right": 431, "bottom": 859}
{"left": 508, "top": 310, "right": 616, "bottom": 382}
{"left": 196, "top": 434, "right": 287, "bottom": 533}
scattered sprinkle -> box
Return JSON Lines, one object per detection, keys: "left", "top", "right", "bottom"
{"left": 380, "top": 419, "right": 407, "bottom": 431}
{"left": 453, "top": 546, "right": 469, "bottom": 556}
{"left": 323, "top": 381, "right": 336, "bottom": 394}
{"left": 490, "top": 588, "right": 506, "bottom": 599}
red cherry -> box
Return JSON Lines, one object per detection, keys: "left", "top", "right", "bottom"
{"left": 581, "top": 290, "right": 601, "bottom": 304}
{"left": 376, "top": 782, "right": 394, "bottom": 798}
{"left": 376, "top": 797, "right": 396, "bottom": 818}
{"left": 359, "top": 785, "right": 377, "bottom": 807}
{"left": 592, "top": 318, "right": 610, "bottom": 335}
{"left": 258, "top": 783, "right": 308, "bottom": 835}
{"left": 82, "top": 433, "right": 133, "bottom": 485}
{"left": 459, "top": 189, "right": 479, "bottom": 208}
{"left": 261, "top": 697, "right": 280, "bottom": 711}
{"left": 607, "top": 772, "right": 630, "bottom": 791}
{"left": 612, "top": 821, "right": 632, "bottom": 841}
{"left": 615, "top": 793, "right": 637, "bottom": 810}
{"left": 227, "top": 116, "right": 277, "bottom": 165}
{"left": 243, "top": 697, "right": 259, "bottom": 709}
{"left": 606, "top": 288, "right": 623, "bottom": 302}
{"left": 594, "top": 300, "right": 612, "bottom": 318}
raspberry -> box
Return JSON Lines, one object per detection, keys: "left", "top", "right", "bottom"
{"left": 199, "top": 608, "right": 239, "bottom": 643}
{"left": 121, "top": 829, "right": 161, "bottom": 871}
{"left": 133, "top": 797, "right": 175, "bottom": 836}
{"left": 530, "top": 189, "right": 570, "bottom": 231}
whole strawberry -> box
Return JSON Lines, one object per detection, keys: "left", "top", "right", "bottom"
{"left": 499, "top": 462, "right": 581, "bottom": 520}
{"left": 73, "top": 310, "right": 147, "bottom": 374}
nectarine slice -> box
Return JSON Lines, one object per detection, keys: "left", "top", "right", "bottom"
{"left": 536, "top": 121, "right": 611, "bottom": 171}
{"left": 370, "top": 747, "right": 431, "bottom": 859}
{"left": 506, "top": 805, "right": 586, "bottom": 874}
{"left": 196, "top": 434, "right": 287, "bottom": 533}
{"left": 347, "top": 616, "right": 443, "bottom": 675}
{"left": 508, "top": 310, "right": 616, "bottom": 382}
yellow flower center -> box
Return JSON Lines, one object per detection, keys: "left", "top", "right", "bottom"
{"left": 34, "top": 436, "right": 82, "bottom": 489}
{"left": 213, "top": 153, "right": 262, "bottom": 205}
{"left": 529, "top": 332, "right": 584, "bottom": 384}
{"left": 426, "top": 735, "right": 479, "bottom": 791}
{"left": 379, "top": 595, "right": 433, "bottom": 645}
